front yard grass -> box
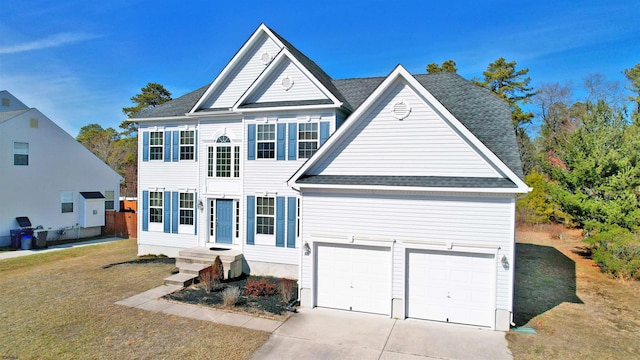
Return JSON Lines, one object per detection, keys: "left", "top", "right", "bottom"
{"left": 0, "top": 239, "right": 269, "bottom": 359}
{"left": 508, "top": 226, "right": 640, "bottom": 359}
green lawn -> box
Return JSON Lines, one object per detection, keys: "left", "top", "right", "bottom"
{"left": 0, "top": 239, "right": 269, "bottom": 359}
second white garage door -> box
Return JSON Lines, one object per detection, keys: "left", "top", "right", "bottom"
{"left": 315, "top": 243, "right": 391, "bottom": 315}
{"left": 407, "top": 250, "right": 494, "bottom": 327}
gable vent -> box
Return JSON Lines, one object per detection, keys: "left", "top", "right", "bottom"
{"left": 281, "top": 76, "right": 294, "bottom": 91}
{"left": 391, "top": 100, "right": 411, "bottom": 120}
{"left": 260, "top": 51, "right": 273, "bottom": 65}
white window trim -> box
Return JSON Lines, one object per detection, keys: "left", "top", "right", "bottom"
{"left": 178, "top": 192, "right": 195, "bottom": 233}
{"left": 255, "top": 196, "right": 275, "bottom": 245}
{"left": 149, "top": 131, "right": 163, "bottom": 161}
{"left": 256, "top": 123, "right": 276, "bottom": 159}
{"left": 148, "top": 191, "right": 163, "bottom": 232}
{"left": 13, "top": 141, "right": 29, "bottom": 166}
{"left": 298, "top": 122, "right": 319, "bottom": 159}
{"left": 179, "top": 130, "right": 195, "bottom": 161}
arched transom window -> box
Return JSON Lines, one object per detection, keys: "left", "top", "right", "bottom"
{"left": 208, "top": 135, "right": 240, "bottom": 178}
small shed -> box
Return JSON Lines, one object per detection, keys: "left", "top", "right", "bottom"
{"left": 79, "top": 192, "right": 106, "bottom": 228}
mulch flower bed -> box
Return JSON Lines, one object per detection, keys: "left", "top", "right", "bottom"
{"left": 163, "top": 275, "right": 297, "bottom": 320}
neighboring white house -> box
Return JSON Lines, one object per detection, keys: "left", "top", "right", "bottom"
{"left": 0, "top": 90, "right": 123, "bottom": 246}
{"left": 131, "top": 24, "right": 530, "bottom": 330}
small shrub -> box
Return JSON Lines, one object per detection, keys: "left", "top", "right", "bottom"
{"left": 245, "top": 277, "right": 278, "bottom": 297}
{"left": 280, "top": 278, "right": 296, "bottom": 303}
{"left": 586, "top": 225, "right": 640, "bottom": 280}
{"left": 222, "top": 286, "right": 242, "bottom": 307}
{"left": 199, "top": 267, "right": 215, "bottom": 293}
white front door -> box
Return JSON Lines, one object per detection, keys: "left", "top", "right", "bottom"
{"left": 407, "top": 250, "right": 494, "bottom": 327}
{"left": 315, "top": 243, "right": 391, "bottom": 315}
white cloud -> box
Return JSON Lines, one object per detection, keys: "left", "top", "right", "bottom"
{"left": 0, "top": 32, "right": 101, "bottom": 54}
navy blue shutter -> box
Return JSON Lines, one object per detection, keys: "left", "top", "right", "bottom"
{"left": 194, "top": 130, "right": 198, "bottom": 161}
{"left": 163, "top": 191, "right": 171, "bottom": 233}
{"left": 142, "top": 191, "right": 149, "bottom": 231}
{"left": 142, "top": 132, "right": 149, "bottom": 162}
{"left": 246, "top": 196, "right": 255, "bottom": 244}
{"left": 277, "top": 123, "right": 286, "bottom": 160}
{"left": 193, "top": 192, "right": 198, "bottom": 235}
{"left": 288, "top": 123, "right": 297, "bottom": 160}
{"left": 247, "top": 124, "right": 256, "bottom": 160}
{"left": 172, "top": 130, "right": 179, "bottom": 162}
{"left": 275, "top": 197, "right": 285, "bottom": 247}
{"left": 287, "top": 197, "right": 296, "bottom": 248}
{"left": 164, "top": 131, "right": 171, "bottom": 162}
{"left": 320, "top": 121, "right": 330, "bottom": 145}
{"left": 171, "top": 192, "right": 179, "bottom": 233}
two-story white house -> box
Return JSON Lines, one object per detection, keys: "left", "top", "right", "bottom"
{"left": 132, "top": 24, "right": 530, "bottom": 330}
{"left": 0, "top": 91, "right": 123, "bottom": 246}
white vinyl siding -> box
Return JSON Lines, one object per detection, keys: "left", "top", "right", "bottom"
{"left": 309, "top": 80, "right": 500, "bottom": 178}
{"left": 203, "top": 34, "right": 282, "bottom": 109}
{"left": 244, "top": 58, "right": 329, "bottom": 104}
{"left": 300, "top": 191, "right": 514, "bottom": 311}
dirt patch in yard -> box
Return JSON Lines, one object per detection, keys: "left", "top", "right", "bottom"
{"left": 508, "top": 225, "right": 640, "bottom": 359}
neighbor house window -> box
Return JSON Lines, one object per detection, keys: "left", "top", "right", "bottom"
{"left": 149, "top": 132, "right": 163, "bottom": 160}
{"left": 256, "top": 197, "right": 275, "bottom": 235}
{"left": 13, "top": 142, "right": 29, "bottom": 166}
{"left": 180, "top": 130, "right": 195, "bottom": 160}
{"left": 298, "top": 123, "right": 318, "bottom": 158}
{"left": 61, "top": 191, "right": 74, "bottom": 213}
{"left": 257, "top": 124, "right": 275, "bottom": 159}
{"left": 149, "top": 191, "right": 163, "bottom": 223}
{"left": 2, "top": 98, "right": 9, "bottom": 107}
{"left": 104, "top": 190, "right": 115, "bottom": 210}
{"left": 179, "top": 193, "right": 194, "bottom": 225}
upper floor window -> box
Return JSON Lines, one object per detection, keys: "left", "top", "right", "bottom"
{"left": 149, "top": 132, "right": 163, "bottom": 160}
{"left": 209, "top": 136, "right": 240, "bottom": 178}
{"left": 13, "top": 142, "right": 29, "bottom": 166}
{"left": 298, "top": 123, "right": 319, "bottom": 158}
{"left": 149, "top": 191, "right": 163, "bottom": 223}
{"left": 180, "top": 130, "right": 195, "bottom": 160}
{"left": 61, "top": 191, "right": 73, "bottom": 213}
{"left": 256, "top": 197, "right": 275, "bottom": 235}
{"left": 179, "top": 193, "right": 194, "bottom": 225}
{"left": 257, "top": 124, "right": 275, "bottom": 159}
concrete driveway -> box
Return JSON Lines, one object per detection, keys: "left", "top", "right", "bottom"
{"left": 252, "top": 308, "right": 512, "bottom": 360}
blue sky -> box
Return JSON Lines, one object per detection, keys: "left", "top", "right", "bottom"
{"left": 1, "top": 0, "right": 639, "bottom": 137}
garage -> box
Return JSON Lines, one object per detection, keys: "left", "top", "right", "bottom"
{"left": 406, "top": 249, "right": 495, "bottom": 327}
{"left": 315, "top": 243, "right": 391, "bottom": 315}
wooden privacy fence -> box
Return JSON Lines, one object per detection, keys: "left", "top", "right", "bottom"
{"left": 103, "top": 200, "right": 138, "bottom": 238}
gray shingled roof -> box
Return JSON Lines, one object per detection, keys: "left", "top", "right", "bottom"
{"left": 0, "top": 109, "right": 29, "bottom": 125}
{"left": 297, "top": 175, "right": 517, "bottom": 188}
{"left": 333, "top": 73, "right": 524, "bottom": 179}
{"left": 133, "top": 85, "right": 208, "bottom": 118}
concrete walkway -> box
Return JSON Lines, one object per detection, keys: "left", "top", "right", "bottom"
{"left": 0, "top": 237, "right": 126, "bottom": 260}
{"left": 115, "top": 285, "right": 283, "bottom": 332}
{"left": 252, "top": 308, "right": 513, "bottom": 360}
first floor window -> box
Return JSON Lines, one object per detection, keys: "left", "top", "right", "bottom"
{"left": 257, "top": 124, "right": 275, "bottom": 159}
{"left": 150, "top": 132, "right": 163, "bottom": 160}
{"left": 179, "top": 193, "right": 194, "bottom": 225}
{"left": 61, "top": 191, "right": 73, "bottom": 213}
{"left": 13, "top": 142, "right": 29, "bottom": 166}
{"left": 180, "top": 130, "right": 195, "bottom": 160}
{"left": 104, "top": 190, "right": 115, "bottom": 210}
{"left": 298, "top": 123, "right": 318, "bottom": 158}
{"left": 149, "top": 191, "right": 163, "bottom": 223}
{"left": 256, "top": 197, "right": 274, "bottom": 235}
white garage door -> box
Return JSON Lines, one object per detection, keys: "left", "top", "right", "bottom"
{"left": 315, "top": 244, "right": 391, "bottom": 315}
{"left": 407, "top": 250, "right": 494, "bottom": 327}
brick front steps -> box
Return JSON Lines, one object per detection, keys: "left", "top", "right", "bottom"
{"left": 164, "top": 247, "right": 244, "bottom": 286}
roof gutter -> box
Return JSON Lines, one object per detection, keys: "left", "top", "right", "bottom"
{"left": 292, "top": 182, "right": 531, "bottom": 194}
